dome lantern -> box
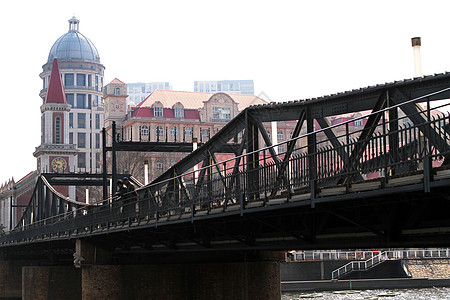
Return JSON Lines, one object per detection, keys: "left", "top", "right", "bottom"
{"left": 68, "top": 16, "right": 80, "bottom": 32}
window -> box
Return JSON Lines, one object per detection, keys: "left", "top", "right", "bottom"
{"left": 156, "top": 161, "right": 163, "bottom": 171}
{"left": 175, "top": 107, "right": 184, "bottom": 118}
{"left": 66, "top": 93, "right": 74, "bottom": 107}
{"left": 156, "top": 126, "right": 164, "bottom": 137}
{"left": 141, "top": 125, "right": 149, "bottom": 136}
{"left": 154, "top": 106, "right": 163, "bottom": 117}
{"left": 277, "top": 131, "right": 284, "bottom": 141}
{"left": 202, "top": 128, "right": 210, "bottom": 138}
{"left": 95, "top": 114, "right": 100, "bottom": 129}
{"left": 95, "top": 133, "right": 100, "bottom": 149}
{"left": 95, "top": 75, "right": 99, "bottom": 91}
{"left": 78, "top": 133, "right": 86, "bottom": 148}
{"left": 266, "top": 130, "right": 271, "bottom": 139}
{"left": 94, "top": 95, "right": 99, "bottom": 106}
{"left": 115, "top": 87, "right": 120, "bottom": 95}
{"left": 77, "top": 74, "right": 86, "bottom": 86}
{"left": 69, "top": 113, "right": 73, "bottom": 128}
{"left": 184, "top": 127, "right": 192, "bottom": 138}
{"left": 69, "top": 132, "right": 73, "bottom": 144}
{"left": 212, "top": 107, "right": 231, "bottom": 120}
{"left": 354, "top": 119, "right": 363, "bottom": 126}
{"left": 55, "top": 117, "right": 61, "bottom": 144}
{"left": 64, "top": 73, "right": 74, "bottom": 86}
{"left": 76, "top": 94, "right": 86, "bottom": 108}
{"left": 170, "top": 126, "right": 177, "bottom": 138}
{"left": 78, "top": 152, "right": 86, "bottom": 168}
{"left": 87, "top": 94, "right": 92, "bottom": 109}
{"left": 88, "top": 74, "right": 92, "bottom": 87}
{"left": 78, "top": 113, "right": 86, "bottom": 128}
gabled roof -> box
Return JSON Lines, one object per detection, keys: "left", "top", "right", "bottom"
{"left": 109, "top": 78, "right": 125, "bottom": 84}
{"left": 45, "top": 59, "right": 67, "bottom": 104}
{"left": 137, "top": 90, "right": 267, "bottom": 111}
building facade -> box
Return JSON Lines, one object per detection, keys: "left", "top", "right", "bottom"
{"left": 104, "top": 82, "right": 295, "bottom": 182}
{"left": 39, "top": 16, "right": 105, "bottom": 173}
{"left": 194, "top": 80, "right": 254, "bottom": 95}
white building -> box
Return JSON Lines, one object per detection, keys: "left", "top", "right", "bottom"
{"left": 127, "top": 82, "right": 172, "bottom": 105}
{"left": 38, "top": 16, "right": 105, "bottom": 173}
{"left": 194, "top": 80, "right": 254, "bottom": 95}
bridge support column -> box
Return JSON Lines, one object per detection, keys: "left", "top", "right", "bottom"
{"left": 22, "top": 266, "right": 81, "bottom": 300}
{"left": 0, "top": 260, "right": 22, "bottom": 299}
{"left": 81, "top": 251, "right": 282, "bottom": 300}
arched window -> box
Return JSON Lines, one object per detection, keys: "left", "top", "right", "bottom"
{"left": 153, "top": 103, "right": 164, "bottom": 117}
{"left": 141, "top": 125, "right": 149, "bottom": 136}
{"left": 170, "top": 126, "right": 177, "bottom": 138}
{"left": 184, "top": 127, "right": 192, "bottom": 138}
{"left": 156, "top": 126, "right": 164, "bottom": 137}
{"left": 115, "top": 87, "right": 120, "bottom": 95}
{"left": 277, "top": 131, "right": 284, "bottom": 141}
{"left": 173, "top": 102, "right": 184, "bottom": 118}
{"left": 55, "top": 117, "right": 61, "bottom": 144}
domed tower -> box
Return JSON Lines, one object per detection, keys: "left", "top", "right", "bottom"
{"left": 39, "top": 16, "right": 105, "bottom": 173}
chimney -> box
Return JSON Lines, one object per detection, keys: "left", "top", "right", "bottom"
{"left": 411, "top": 37, "right": 422, "bottom": 77}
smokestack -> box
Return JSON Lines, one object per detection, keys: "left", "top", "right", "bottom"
{"left": 411, "top": 37, "right": 422, "bottom": 77}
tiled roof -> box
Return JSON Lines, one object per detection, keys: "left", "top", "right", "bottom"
{"left": 45, "top": 59, "right": 67, "bottom": 104}
{"left": 110, "top": 78, "right": 125, "bottom": 84}
{"left": 137, "top": 90, "right": 267, "bottom": 111}
{"left": 16, "top": 171, "right": 37, "bottom": 185}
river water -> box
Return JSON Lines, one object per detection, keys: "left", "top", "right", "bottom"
{"left": 282, "top": 287, "right": 450, "bottom": 299}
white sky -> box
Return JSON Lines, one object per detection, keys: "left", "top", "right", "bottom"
{"left": 1, "top": 0, "right": 450, "bottom": 183}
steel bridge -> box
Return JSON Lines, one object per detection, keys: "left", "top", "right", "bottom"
{"left": 3, "top": 73, "right": 450, "bottom": 258}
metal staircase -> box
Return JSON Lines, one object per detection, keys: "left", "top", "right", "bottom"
{"left": 331, "top": 251, "right": 392, "bottom": 279}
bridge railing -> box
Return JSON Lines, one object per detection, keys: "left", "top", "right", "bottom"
{"left": 4, "top": 87, "right": 450, "bottom": 244}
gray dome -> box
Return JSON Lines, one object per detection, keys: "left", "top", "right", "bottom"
{"left": 47, "top": 17, "right": 100, "bottom": 63}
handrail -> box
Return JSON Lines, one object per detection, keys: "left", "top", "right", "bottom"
{"left": 332, "top": 251, "right": 391, "bottom": 279}
{"left": 330, "top": 249, "right": 450, "bottom": 279}
{"left": 289, "top": 249, "right": 450, "bottom": 261}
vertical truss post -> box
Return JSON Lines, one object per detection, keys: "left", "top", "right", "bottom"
{"left": 307, "top": 108, "right": 317, "bottom": 207}
{"left": 112, "top": 122, "right": 118, "bottom": 195}
{"left": 37, "top": 178, "right": 44, "bottom": 222}
{"left": 102, "top": 127, "right": 108, "bottom": 200}
{"left": 246, "top": 111, "right": 260, "bottom": 201}
{"left": 388, "top": 90, "right": 399, "bottom": 175}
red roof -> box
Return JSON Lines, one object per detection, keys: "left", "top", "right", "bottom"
{"left": 45, "top": 59, "right": 67, "bottom": 104}
{"left": 130, "top": 107, "right": 200, "bottom": 120}
{"left": 109, "top": 78, "right": 125, "bottom": 84}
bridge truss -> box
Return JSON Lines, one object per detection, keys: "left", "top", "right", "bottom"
{"left": 3, "top": 73, "right": 450, "bottom": 255}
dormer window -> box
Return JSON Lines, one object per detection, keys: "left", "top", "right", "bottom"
{"left": 173, "top": 102, "right": 184, "bottom": 118}
{"left": 175, "top": 107, "right": 184, "bottom": 118}
{"left": 115, "top": 87, "right": 120, "bottom": 95}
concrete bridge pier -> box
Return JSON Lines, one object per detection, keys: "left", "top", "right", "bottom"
{"left": 81, "top": 259, "right": 281, "bottom": 300}
{"left": 22, "top": 266, "right": 81, "bottom": 300}
{"left": 0, "top": 260, "right": 22, "bottom": 299}
{"left": 77, "top": 240, "right": 283, "bottom": 300}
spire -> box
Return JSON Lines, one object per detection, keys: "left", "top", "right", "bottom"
{"left": 68, "top": 16, "right": 80, "bottom": 32}
{"left": 45, "top": 59, "right": 67, "bottom": 104}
